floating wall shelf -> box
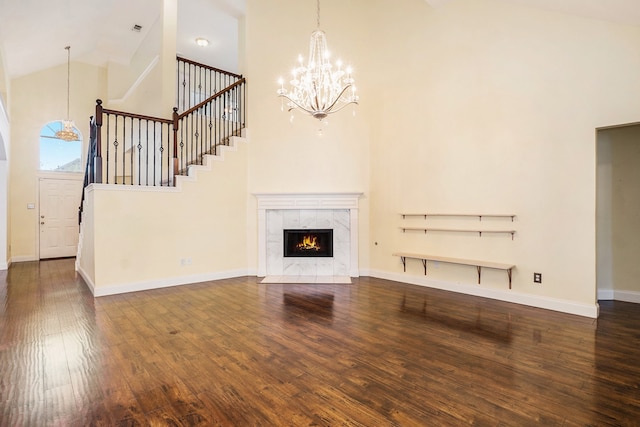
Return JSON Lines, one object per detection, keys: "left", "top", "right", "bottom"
{"left": 399, "top": 227, "right": 516, "bottom": 239}
{"left": 400, "top": 213, "right": 516, "bottom": 221}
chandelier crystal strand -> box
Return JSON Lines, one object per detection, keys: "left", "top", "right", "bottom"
{"left": 277, "top": 0, "right": 359, "bottom": 123}
{"left": 55, "top": 46, "right": 79, "bottom": 142}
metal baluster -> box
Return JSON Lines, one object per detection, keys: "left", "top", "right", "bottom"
{"left": 106, "top": 113, "right": 111, "bottom": 184}
{"left": 137, "top": 118, "right": 142, "bottom": 185}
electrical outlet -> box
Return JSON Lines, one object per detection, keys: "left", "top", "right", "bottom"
{"left": 533, "top": 272, "right": 542, "bottom": 284}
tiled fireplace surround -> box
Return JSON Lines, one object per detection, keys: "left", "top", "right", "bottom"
{"left": 255, "top": 193, "right": 362, "bottom": 279}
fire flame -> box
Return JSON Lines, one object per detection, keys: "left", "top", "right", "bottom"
{"left": 296, "top": 235, "right": 321, "bottom": 251}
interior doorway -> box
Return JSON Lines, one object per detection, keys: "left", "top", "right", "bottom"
{"left": 38, "top": 177, "right": 83, "bottom": 259}
{"left": 596, "top": 123, "right": 640, "bottom": 304}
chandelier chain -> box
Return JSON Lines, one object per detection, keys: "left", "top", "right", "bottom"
{"left": 317, "top": 0, "right": 320, "bottom": 29}
{"left": 65, "top": 45, "right": 71, "bottom": 120}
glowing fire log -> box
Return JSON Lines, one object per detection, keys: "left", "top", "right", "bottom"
{"left": 296, "top": 234, "right": 321, "bottom": 251}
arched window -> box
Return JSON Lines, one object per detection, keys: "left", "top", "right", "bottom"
{"left": 39, "top": 120, "right": 82, "bottom": 172}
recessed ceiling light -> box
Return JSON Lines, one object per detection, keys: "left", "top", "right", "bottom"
{"left": 195, "top": 38, "right": 209, "bottom": 47}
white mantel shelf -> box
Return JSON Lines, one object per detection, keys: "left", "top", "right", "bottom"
{"left": 254, "top": 192, "right": 363, "bottom": 210}
{"left": 254, "top": 192, "right": 363, "bottom": 278}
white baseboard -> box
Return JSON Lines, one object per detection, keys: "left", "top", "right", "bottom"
{"left": 611, "top": 290, "right": 640, "bottom": 304}
{"left": 368, "top": 269, "right": 599, "bottom": 318}
{"left": 0, "top": 260, "right": 8, "bottom": 270}
{"left": 86, "top": 269, "right": 253, "bottom": 297}
{"left": 76, "top": 265, "right": 96, "bottom": 295}
{"left": 9, "top": 255, "right": 38, "bottom": 263}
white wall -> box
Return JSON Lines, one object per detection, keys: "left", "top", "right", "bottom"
{"left": 0, "top": 159, "right": 7, "bottom": 270}
{"left": 611, "top": 129, "right": 640, "bottom": 297}
{"left": 364, "top": 0, "right": 640, "bottom": 316}
{"left": 244, "top": 0, "right": 372, "bottom": 274}
{"left": 0, "top": 90, "right": 9, "bottom": 269}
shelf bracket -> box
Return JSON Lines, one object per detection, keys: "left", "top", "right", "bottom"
{"left": 477, "top": 266, "right": 482, "bottom": 284}
{"left": 422, "top": 259, "right": 427, "bottom": 275}
{"left": 507, "top": 268, "right": 512, "bottom": 289}
{"left": 400, "top": 256, "right": 406, "bottom": 272}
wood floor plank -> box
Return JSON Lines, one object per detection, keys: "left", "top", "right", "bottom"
{"left": 1, "top": 259, "right": 640, "bottom": 425}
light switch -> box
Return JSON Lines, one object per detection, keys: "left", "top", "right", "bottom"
{"left": 27, "top": 203, "right": 35, "bottom": 209}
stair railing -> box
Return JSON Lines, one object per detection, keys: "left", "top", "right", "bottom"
{"left": 78, "top": 115, "right": 98, "bottom": 226}
{"left": 96, "top": 101, "right": 176, "bottom": 186}
{"left": 176, "top": 79, "right": 246, "bottom": 173}
{"left": 78, "top": 60, "right": 246, "bottom": 224}
{"left": 177, "top": 56, "right": 243, "bottom": 113}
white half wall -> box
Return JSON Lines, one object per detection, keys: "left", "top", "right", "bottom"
{"left": 77, "top": 137, "right": 250, "bottom": 296}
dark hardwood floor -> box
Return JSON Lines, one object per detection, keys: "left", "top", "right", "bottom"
{"left": 1, "top": 259, "right": 639, "bottom": 426}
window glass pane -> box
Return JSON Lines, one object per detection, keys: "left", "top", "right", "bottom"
{"left": 39, "top": 121, "right": 82, "bottom": 172}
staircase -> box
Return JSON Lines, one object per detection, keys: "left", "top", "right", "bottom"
{"left": 81, "top": 57, "right": 246, "bottom": 191}
{"left": 75, "top": 57, "right": 250, "bottom": 295}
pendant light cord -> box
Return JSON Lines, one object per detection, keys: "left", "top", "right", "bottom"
{"left": 65, "top": 46, "right": 71, "bottom": 120}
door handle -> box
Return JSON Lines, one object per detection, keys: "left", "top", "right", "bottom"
{"left": 41, "top": 222, "right": 45, "bottom": 225}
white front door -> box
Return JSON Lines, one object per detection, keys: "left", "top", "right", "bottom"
{"left": 39, "top": 178, "right": 83, "bottom": 259}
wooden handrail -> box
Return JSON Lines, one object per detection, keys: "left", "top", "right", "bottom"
{"left": 178, "top": 78, "right": 246, "bottom": 119}
{"left": 176, "top": 56, "right": 243, "bottom": 79}
{"left": 100, "top": 108, "right": 173, "bottom": 124}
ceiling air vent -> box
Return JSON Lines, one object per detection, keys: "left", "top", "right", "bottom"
{"left": 131, "top": 24, "right": 142, "bottom": 32}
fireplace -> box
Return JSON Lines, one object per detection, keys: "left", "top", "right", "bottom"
{"left": 283, "top": 229, "right": 333, "bottom": 258}
{"left": 255, "top": 192, "right": 362, "bottom": 277}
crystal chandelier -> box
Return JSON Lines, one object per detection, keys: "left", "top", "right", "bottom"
{"left": 55, "top": 46, "right": 79, "bottom": 142}
{"left": 277, "top": 0, "right": 359, "bottom": 122}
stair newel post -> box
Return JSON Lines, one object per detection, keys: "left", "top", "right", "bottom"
{"left": 172, "top": 107, "right": 179, "bottom": 186}
{"left": 95, "top": 99, "right": 103, "bottom": 184}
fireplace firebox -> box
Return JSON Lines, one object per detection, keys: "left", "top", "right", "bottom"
{"left": 283, "top": 229, "right": 333, "bottom": 258}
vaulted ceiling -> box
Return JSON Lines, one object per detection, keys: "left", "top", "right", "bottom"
{"left": 0, "top": 0, "right": 639, "bottom": 80}
{"left": 0, "top": 0, "right": 244, "bottom": 79}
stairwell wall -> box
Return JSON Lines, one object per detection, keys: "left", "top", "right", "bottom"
{"left": 78, "top": 139, "right": 249, "bottom": 295}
